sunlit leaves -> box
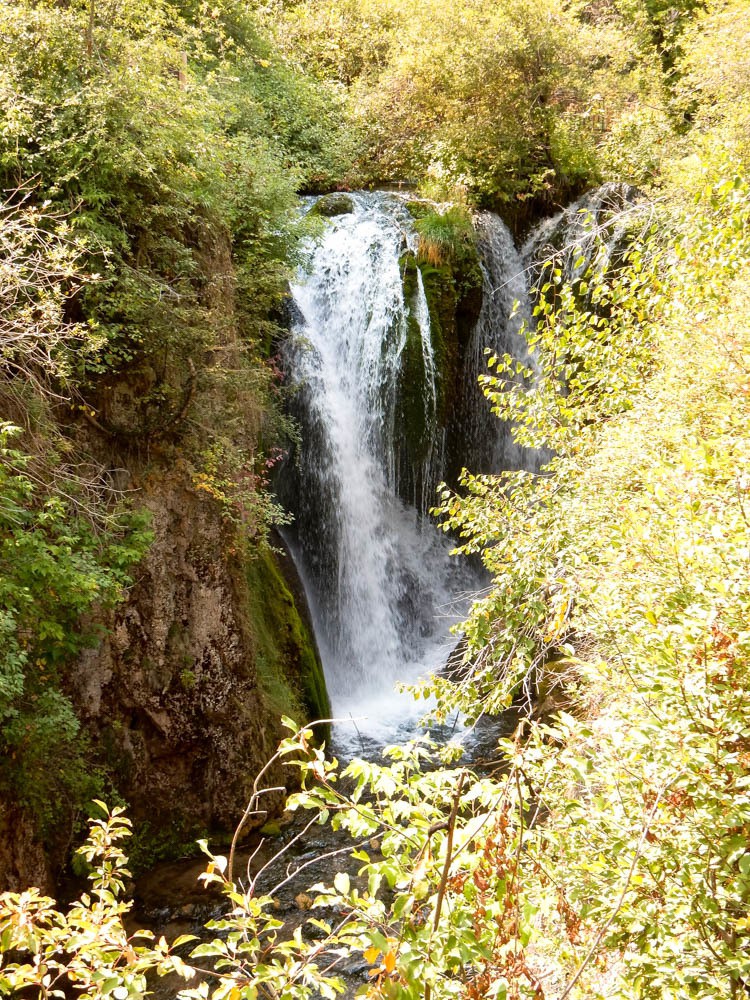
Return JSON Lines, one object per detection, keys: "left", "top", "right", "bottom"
{"left": 267, "top": 0, "right": 607, "bottom": 204}
{"left": 427, "top": 173, "right": 750, "bottom": 996}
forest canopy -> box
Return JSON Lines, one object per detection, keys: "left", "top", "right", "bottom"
{"left": 3, "top": 0, "right": 750, "bottom": 998}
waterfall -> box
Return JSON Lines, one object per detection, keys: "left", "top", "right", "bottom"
{"left": 280, "top": 192, "right": 477, "bottom": 743}
{"left": 522, "top": 181, "right": 640, "bottom": 290}
{"left": 455, "top": 211, "right": 536, "bottom": 475}
{"left": 279, "top": 188, "right": 624, "bottom": 745}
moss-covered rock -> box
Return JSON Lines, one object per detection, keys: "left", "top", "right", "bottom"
{"left": 394, "top": 218, "right": 483, "bottom": 508}
{"left": 243, "top": 544, "right": 330, "bottom": 732}
{"left": 398, "top": 251, "right": 436, "bottom": 472}
{"left": 403, "top": 199, "right": 434, "bottom": 220}
{"left": 309, "top": 192, "right": 355, "bottom": 217}
{"left": 405, "top": 223, "right": 483, "bottom": 430}
{"left": 418, "top": 259, "right": 456, "bottom": 424}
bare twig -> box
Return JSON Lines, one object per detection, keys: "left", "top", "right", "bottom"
{"left": 425, "top": 771, "right": 466, "bottom": 1000}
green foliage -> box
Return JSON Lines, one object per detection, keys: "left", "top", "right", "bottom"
{"left": 0, "top": 741, "right": 542, "bottom": 1000}
{"left": 125, "top": 818, "right": 206, "bottom": 877}
{"left": 613, "top": 0, "right": 706, "bottom": 83}
{"left": 596, "top": 1, "right": 750, "bottom": 191}
{"left": 286, "top": 733, "right": 542, "bottom": 1000}
{"left": 599, "top": 105, "right": 675, "bottom": 186}
{"left": 191, "top": 439, "right": 291, "bottom": 546}
{"left": 493, "top": 227, "right": 664, "bottom": 452}
{"left": 415, "top": 207, "right": 475, "bottom": 268}
{"left": 0, "top": 0, "right": 346, "bottom": 411}
{"left": 509, "top": 183, "right": 750, "bottom": 996}
{"left": 416, "top": 169, "right": 750, "bottom": 995}
{"left": 0, "top": 197, "right": 95, "bottom": 394}
{"left": 268, "top": 0, "right": 726, "bottom": 211}
{"left": 0, "top": 806, "right": 197, "bottom": 997}
{"left": 267, "top": 0, "right": 617, "bottom": 213}
{"left": 675, "top": 1, "right": 750, "bottom": 170}
{"left": 0, "top": 425, "right": 151, "bottom": 834}
{"left": 0, "top": 0, "right": 315, "bottom": 550}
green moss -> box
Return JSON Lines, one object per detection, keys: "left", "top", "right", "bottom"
{"left": 244, "top": 547, "right": 330, "bottom": 730}
{"left": 416, "top": 225, "right": 483, "bottom": 424}
{"left": 308, "top": 192, "right": 355, "bottom": 217}
{"left": 404, "top": 199, "right": 433, "bottom": 220}
{"left": 404, "top": 254, "right": 455, "bottom": 432}
{"left": 396, "top": 217, "right": 483, "bottom": 502}
{"left": 398, "top": 252, "right": 436, "bottom": 463}
{"left": 126, "top": 817, "right": 206, "bottom": 876}
{"left": 259, "top": 819, "right": 283, "bottom": 837}
{"left": 179, "top": 668, "right": 196, "bottom": 690}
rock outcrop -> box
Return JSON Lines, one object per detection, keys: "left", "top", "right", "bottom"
{"left": 70, "top": 471, "right": 289, "bottom": 842}
{"left": 0, "top": 803, "right": 52, "bottom": 895}
{"left": 0, "top": 221, "right": 328, "bottom": 890}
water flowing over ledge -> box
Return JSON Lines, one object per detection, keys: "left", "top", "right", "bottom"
{"left": 278, "top": 189, "right": 619, "bottom": 752}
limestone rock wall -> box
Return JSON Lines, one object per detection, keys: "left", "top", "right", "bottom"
{"left": 0, "top": 802, "right": 52, "bottom": 895}
{"left": 71, "top": 470, "right": 294, "bottom": 842}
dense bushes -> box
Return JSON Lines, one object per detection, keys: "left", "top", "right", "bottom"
{"left": 6, "top": 154, "right": 750, "bottom": 1000}
{"left": 0, "top": 0, "right": 349, "bottom": 845}
{"left": 5, "top": 1, "right": 750, "bottom": 996}
{"left": 266, "top": 0, "right": 658, "bottom": 216}
{"left": 0, "top": 0, "right": 334, "bottom": 402}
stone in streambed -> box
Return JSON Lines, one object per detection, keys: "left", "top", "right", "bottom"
{"left": 310, "top": 193, "right": 355, "bottom": 217}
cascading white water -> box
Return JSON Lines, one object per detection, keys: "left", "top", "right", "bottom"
{"left": 457, "top": 211, "right": 536, "bottom": 474}
{"left": 522, "top": 181, "right": 640, "bottom": 288}
{"left": 282, "top": 188, "right": 634, "bottom": 748}
{"left": 282, "top": 193, "right": 477, "bottom": 745}
{"left": 278, "top": 184, "right": 633, "bottom": 751}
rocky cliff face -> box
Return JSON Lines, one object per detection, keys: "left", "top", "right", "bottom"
{"left": 72, "top": 471, "right": 289, "bottom": 841}
{"left": 0, "top": 803, "right": 52, "bottom": 894}
{"left": 0, "top": 222, "right": 327, "bottom": 892}
{"left": 0, "top": 468, "right": 324, "bottom": 892}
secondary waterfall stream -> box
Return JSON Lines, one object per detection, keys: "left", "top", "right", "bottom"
{"left": 278, "top": 192, "right": 535, "bottom": 750}
{"left": 455, "top": 211, "right": 537, "bottom": 475}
